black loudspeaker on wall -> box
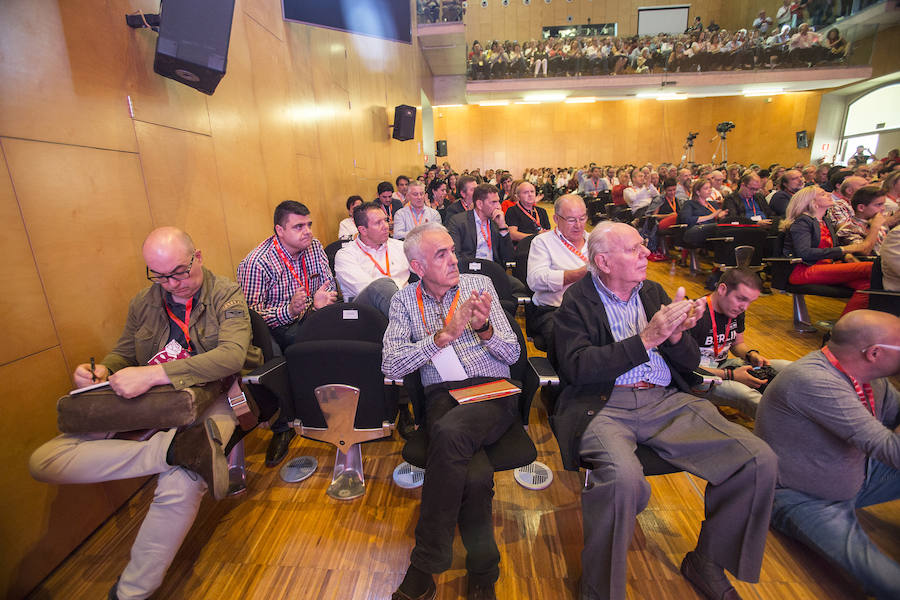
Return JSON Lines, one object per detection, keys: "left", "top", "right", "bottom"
{"left": 154, "top": 0, "right": 236, "bottom": 95}
{"left": 436, "top": 140, "right": 448, "bottom": 157}
{"left": 796, "top": 130, "right": 809, "bottom": 149}
{"left": 392, "top": 105, "right": 417, "bottom": 141}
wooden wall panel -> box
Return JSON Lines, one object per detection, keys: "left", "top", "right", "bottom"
{"left": 0, "top": 0, "right": 138, "bottom": 151}
{"left": 433, "top": 92, "right": 821, "bottom": 174}
{"left": 0, "top": 144, "right": 57, "bottom": 366}
{"left": 5, "top": 139, "right": 153, "bottom": 371}
{"left": 464, "top": 0, "right": 724, "bottom": 46}
{"left": 0, "top": 348, "right": 145, "bottom": 600}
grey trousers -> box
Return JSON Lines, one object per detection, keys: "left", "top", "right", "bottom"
{"left": 578, "top": 387, "right": 777, "bottom": 600}
{"left": 352, "top": 277, "right": 400, "bottom": 318}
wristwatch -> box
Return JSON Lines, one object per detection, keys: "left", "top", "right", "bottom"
{"left": 473, "top": 320, "right": 491, "bottom": 333}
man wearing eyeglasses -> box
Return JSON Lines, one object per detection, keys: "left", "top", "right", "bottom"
{"left": 526, "top": 194, "right": 588, "bottom": 354}
{"left": 29, "top": 227, "right": 262, "bottom": 600}
{"left": 755, "top": 310, "right": 900, "bottom": 599}
{"left": 552, "top": 222, "right": 777, "bottom": 600}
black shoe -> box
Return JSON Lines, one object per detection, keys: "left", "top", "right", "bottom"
{"left": 167, "top": 418, "right": 229, "bottom": 500}
{"left": 397, "top": 404, "right": 416, "bottom": 440}
{"left": 265, "top": 429, "right": 295, "bottom": 468}
{"left": 467, "top": 580, "right": 497, "bottom": 600}
{"left": 680, "top": 550, "right": 742, "bottom": 600}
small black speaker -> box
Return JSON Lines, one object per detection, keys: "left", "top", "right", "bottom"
{"left": 153, "top": 0, "right": 236, "bottom": 95}
{"left": 436, "top": 140, "right": 448, "bottom": 157}
{"left": 392, "top": 105, "right": 417, "bottom": 141}
{"left": 796, "top": 130, "right": 809, "bottom": 149}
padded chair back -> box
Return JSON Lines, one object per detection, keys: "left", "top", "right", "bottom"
{"left": 871, "top": 256, "right": 884, "bottom": 290}
{"left": 286, "top": 341, "right": 389, "bottom": 430}
{"left": 767, "top": 231, "right": 794, "bottom": 290}
{"left": 457, "top": 259, "right": 517, "bottom": 316}
{"left": 295, "top": 302, "right": 388, "bottom": 344}
{"left": 249, "top": 309, "right": 279, "bottom": 362}
{"left": 324, "top": 239, "right": 349, "bottom": 274}
{"left": 710, "top": 225, "right": 768, "bottom": 266}
{"left": 512, "top": 234, "right": 535, "bottom": 291}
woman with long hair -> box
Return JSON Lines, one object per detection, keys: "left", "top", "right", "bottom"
{"left": 679, "top": 178, "right": 729, "bottom": 246}
{"left": 781, "top": 185, "right": 873, "bottom": 314}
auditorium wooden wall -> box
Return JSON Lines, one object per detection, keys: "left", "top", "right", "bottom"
{"left": 0, "top": 0, "right": 427, "bottom": 597}
{"left": 432, "top": 92, "right": 821, "bottom": 174}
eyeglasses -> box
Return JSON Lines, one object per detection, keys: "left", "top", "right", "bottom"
{"left": 146, "top": 253, "right": 195, "bottom": 283}
{"left": 558, "top": 215, "right": 588, "bottom": 225}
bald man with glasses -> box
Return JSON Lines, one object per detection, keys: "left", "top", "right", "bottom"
{"left": 29, "top": 227, "right": 262, "bottom": 600}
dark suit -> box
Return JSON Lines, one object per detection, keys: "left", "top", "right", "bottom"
{"left": 551, "top": 275, "right": 777, "bottom": 600}
{"left": 723, "top": 191, "right": 776, "bottom": 224}
{"left": 446, "top": 210, "right": 515, "bottom": 266}
{"left": 444, "top": 199, "right": 469, "bottom": 220}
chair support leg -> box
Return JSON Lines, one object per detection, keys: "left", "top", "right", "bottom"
{"left": 326, "top": 443, "right": 366, "bottom": 500}
{"left": 226, "top": 440, "right": 247, "bottom": 497}
{"left": 792, "top": 294, "right": 817, "bottom": 333}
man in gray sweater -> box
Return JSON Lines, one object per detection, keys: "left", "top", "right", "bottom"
{"left": 755, "top": 310, "right": 900, "bottom": 600}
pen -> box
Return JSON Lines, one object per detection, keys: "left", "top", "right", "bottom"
{"left": 90, "top": 357, "right": 97, "bottom": 383}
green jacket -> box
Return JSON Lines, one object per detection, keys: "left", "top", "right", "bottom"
{"left": 102, "top": 267, "right": 263, "bottom": 389}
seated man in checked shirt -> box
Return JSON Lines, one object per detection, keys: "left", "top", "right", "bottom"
{"left": 236, "top": 200, "right": 338, "bottom": 467}
{"left": 382, "top": 222, "right": 520, "bottom": 600}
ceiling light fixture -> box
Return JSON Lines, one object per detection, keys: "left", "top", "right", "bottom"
{"left": 478, "top": 100, "right": 511, "bottom": 106}
{"left": 564, "top": 97, "right": 597, "bottom": 103}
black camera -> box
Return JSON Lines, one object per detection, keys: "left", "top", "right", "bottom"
{"left": 716, "top": 121, "right": 736, "bottom": 134}
{"left": 687, "top": 132, "right": 698, "bottom": 141}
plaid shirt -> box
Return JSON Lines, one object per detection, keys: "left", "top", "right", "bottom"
{"left": 837, "top": 216, "right": 886, "bottom": 253}
{"left": 382, "top": 274, "right": 519, "bottom": 386}
{"left": 827, "top": 195, "right": 855, "bottom": 229}
{"left": 236, "top": 235, "right": 335, "bottom": 328}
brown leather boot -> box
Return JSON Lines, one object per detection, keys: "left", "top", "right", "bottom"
{"left": 167, "top": 418, "right": 229, "bottom": 500}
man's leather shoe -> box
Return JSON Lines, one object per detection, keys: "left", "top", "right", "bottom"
{"left": 390, "top": 579, "right": 436, "bottom": 600}
{"left": 396, "top": 404, "right": 416, "bottom": 440}
{"left": 680, "top": 550, "right": 742, "bottom": 600}
{"left": 167, "top": 418, "right": 229, "bottom": 500}
{"left": 467, "top": 581, "right": 497, "bottom": 600}
{"left": 265, "top": 429, "right": 296, "bottom": 467}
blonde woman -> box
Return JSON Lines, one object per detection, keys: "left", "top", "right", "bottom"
{"left": 781, "top": 186, "right": 873, "bottom": 314}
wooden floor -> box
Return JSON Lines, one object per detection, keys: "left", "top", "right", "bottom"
{"left": 27, "top": 258, "right": 900, "bottom": 600}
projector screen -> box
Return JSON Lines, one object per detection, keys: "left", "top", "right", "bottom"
{"left": 637, "top": 5, "right": 690, "bottom": 36}
{"left": 282, "top": 0, "right": 412, "bottom": 44}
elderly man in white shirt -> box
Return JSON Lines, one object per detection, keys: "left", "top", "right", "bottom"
{"left": 526, "top": 194, "right": 589, "bottom": 349}
{"left": 393, "top": 180, "right": 442, "bottom": 240}
{"left": 335, "top": 201, "right": 410, "bottom": 316}
{"left": 623, "top": 167, "right": 660, "bottom": 213}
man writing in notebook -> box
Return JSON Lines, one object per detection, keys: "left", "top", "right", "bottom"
{"left": 383, "top": 222, "right": 520, "bottom": 600}
{"left": 29, "top": 227, "right": 262, "bottom": 600}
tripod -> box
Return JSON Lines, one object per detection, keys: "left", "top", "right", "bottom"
{"left": 711, "top": 132, "right": 729, "bottom": 164}
{"left": 681, "top": 138, "right": 695, "bottom": 164}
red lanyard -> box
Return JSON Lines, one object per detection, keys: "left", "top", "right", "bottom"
{"left": 744, "top": 196, "right": 759, "bottom": 217}
{"left": 356, "top": 239, "right": 390, "bottom": 277}
{"left": 707, "top": 295, "right": 733, "bottom": 359}
{"left": 164, "top": 297, "right": 193, "bottom": 352}
{"left": 556, "top": 230, "right": 587, "bottom": 262}
{"left": 416, "top": 284, "right": 460, "bottom": 335}
{"left": 273, "top": 237, "right": 309, "bottom": 295}
{"left": 478, "top": 217, "right": 492, "bottom": 251}
{"left": 518, "top": 202, "right": 542, "bottom": 228}
{"left": 822, "top": 346, "right": 876, "bottom": 416}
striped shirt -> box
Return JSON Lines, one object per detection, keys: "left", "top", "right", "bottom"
{"left": 591, "top": 275, "right": 672, "bottom": 387}
{"left": 382, "top": 274, "right": 520, "bottom": 387}
{"left": 236, "top": 235, "right": 336, "bottom": 328}
{"left": 827, "top": 194, "right": 855, "bottom": 229}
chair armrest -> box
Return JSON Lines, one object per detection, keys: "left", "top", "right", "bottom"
{"left": 762, "top": 257, "right": 801, "bottom": 264}
{"left": 859, "top": 289, "right": 900, "bottom": 296}
{"left": 706, "top": 236, "right": 735, "bottom": 243}
{"left": 528, "top": 356, "right": 560, "bottom": 386}
{"left": 505, "top": 261, "right": 517, "bottom": 269}
{"left": 242, "top": 356, "right": 285, "bottom": 385}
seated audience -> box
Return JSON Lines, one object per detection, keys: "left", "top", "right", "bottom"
{"left": 623, "top": 167, "right": 660, "bottom": 214}
{"left": 382, "top": 223, "right": 521, "bottom": 600}
{"left": 394, "top": 181, "right": 442, "bottom": 241}
{"left": 755, "top": 310, "right": 900, "bottom": 600}
{"left": 526, "top": 194, "right": 588, "bottom": 347}
{"left": 377, "top": 181, "right": 405, "bottom": 235}
{"left": 674, "top": 168, "right": 693, "bottom": 203}
{"left": 679, "top": 178, "right": 729, "bottom": 246}
{"left": 237, "top": 201, "right": 338, "bottom": 466}
{"left": 882, "top": 170, "right": 900, "bottom": 215}
{"left": 338, "top": 195, "right": 364, "bottom": 240}
{"left": 837, "top": 185, "right": 896, "bottom": 256}
{"left": 335, "top": 201, "right": 410, "bottom": 316}
{"left": 781, "top": 186, "right": 873, "bottom": 315}
{"left": 611, "top": 169, "right": 631, "bottom": 206}
{"left": 552, "top": 221, "right": 777, "bottom": 600}
{"left": 769, "top": 169, "right": 804, "bottom": 217}
{"left": 394, "top": 175, "right": 411, "bottom": 205}
{"left": 577, "top": 165, "right": 610, "bottom": 198}
{"left": 30, "top": 227, "right": 262, "bottom": 600}
{"left": 723, "top": 173, "right": 776, "bottom": 224}
{"left": 688, "top": 268, "right": 791, "bottom": 418}
{"left": 505, "top": 181, "right": 551, "bottom": 242}
{"left": 445, "top": 175, "right": 476, "bottom": 220}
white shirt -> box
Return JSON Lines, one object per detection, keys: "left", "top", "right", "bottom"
{"left": 334, "top": 237, "right": 410, "bottom": 300}
{"left": 527, "top": 230, "right": 588, "bottom": 307}
{"left": 624, "top": 184, "right": 659, "bottom": 211}
{"left": 338, "top": 218, "right": 357, "bottom": 240}
{"left": 392, "top": 205, "right": 442, "bottom": 240}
